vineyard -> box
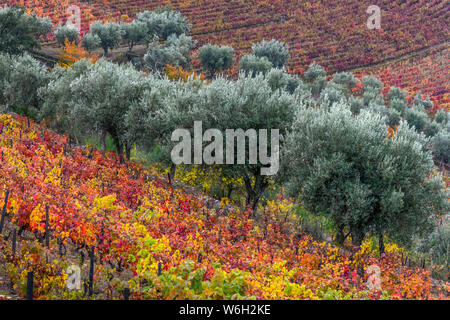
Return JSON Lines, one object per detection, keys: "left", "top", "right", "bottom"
{"left": 0, "top": 1, "right": 448, "bottom": 303}
{"left": 0, "top": 114, "right": 447, "bottom": 299}
{"left": 355, "top": 46, "right": 449, "bottom": 112}
{"left": 2, "top": 0, "right": 449, "bottom": 108}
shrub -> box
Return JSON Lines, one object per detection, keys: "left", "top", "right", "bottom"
{"left": 81, "top": 33, "right": 101, "bottom": 53}
{"left": 239, "top": 54, "right": 273, "bottom": 76}
{"left": 405, "top": 108, "right": 430, "bottom": 132}
{"left": 432, "top": 130, "right": 449, "bottom": 165}
{"left": 120, "top": 21, "right": 148, "bottom": 51}
{"left": 198, "top": 44, "right": 234, "bottom": 78}
{"left": 54, "top": 24, "right": 80, "bottom": 46}
{"left": 252, "top": 39, "right": 290, "bottom": 68}
{"left": 434, "top": 109, "right": 448, "bottom": 126}
{"left": 89, "top": 21, "right": 124, "bottom": 55}
{"left": 0, "top": 53, "right": 48, "bottom": 114}
{"left": 283, "top": 103, "right": 448, "bottom": 248}
{"left": 135, "top": 9, "right": 190, "bottom": 41}
{"left": 0, "top": 6, "right": 52, "bottom": 55}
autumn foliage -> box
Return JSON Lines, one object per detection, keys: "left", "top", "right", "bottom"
{"left": 57, "top": 39, "right": 98, "bottom": 68}
{"left": 0, "top": 114, "right": 447, "bottom": 299}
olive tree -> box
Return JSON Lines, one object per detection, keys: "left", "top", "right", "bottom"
{"left": 121, "top": 21, "right": 148, "bottom": 51}
{"left": 198, "top": 44, "right": 234, "bottom": 78}
{"left": 252, "top": 39, "right": 290, "bottom": 68}
{"left": 0, "top": 53, "right": 49, "bottom": 114}
{"left": 135, "top": 9, "right": 190, "bottom": 42}
{"left": 69, "top": 59, "right": 150, "bottom": 158}
{"left": 0, "top": 6, "right": 52, "bottom": 55}
{"left": 81, "top": 33, "right": 101, "bottom": 53}
{"left": 283, "top": 102, "right": 448, "bottom": 250}
{"left": 144, "top": 34, "right": 195, "bottom": 73}
{"left": 239, "top": 54, "right": 273, "bottom": 76}
{"left": 89, "top": 21, "right": 124, "bottom": 55}
{"left": 38, "top": 59, "right": 94, "bottom": 138}
{"left": 54, "top": 24, "right": 80, "bottom": 46}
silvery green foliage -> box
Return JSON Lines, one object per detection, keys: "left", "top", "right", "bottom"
{"left": 143, "top": 33, "right": 195, "bottom": 73}
{"left": 68, "top": 59, "right": 150, "bottom": 153}
{"left": 283, "top": 102, "right": 448, "bottom": 246}
{"left": 89, "top": 21, "right": 124, "bottom": 55}
{"left": 427, "top": 214, "right": 449, "bottom": 268}
{"left": 239, "top": 54, "right": 273, "bottom": 77}
{"left": 304, "top": 62, "right": 326, "bottom": 81}
{"left": 166, "top": 33, "right": 195, "bottom": 59}
{"left": 424, "top": 121, "right": 441, "bottom": 137}
{"left": 416, "top": 213, "right": 449, "bottom": 274}
{"left": 54, "top": 24, "right": 80, "bottom": 46}
{"left": 121, "top": 21, "right": 148, "bottom": 51}
{"left": 0, "top": 53, "right": 48, "bottom": 112}
{"left": 132, "top": 72, "right": 298, "bottom": 209}
{"left": 363, "top": 88, "right": 384, "bottom": 107}
{"left": 387, "top": 109, "right": 402, "bottom": 127}
{"left": 362, "top": 76, "right": 384, "bottom": 107}
{"left": 349, "top": 96, "right": 364, "bottom": 115}
{"left": 434, "top": 109, "right": 448, "bottom": 126}
{"left": 304, "top": 62, "right": 326, "bottom": 95}
{"left": 198, "top": 44, "right": 234, "bottom": 78}
{"left": 38, "top": 59, "right": 94, "bottom": 135}
{"left": 388, "top": 86, "right": 407, "bottom": 102}
{"left": 252, "top": 39, "right": 290, "bottom": 68}
{"left": 319, "top": 81, "right": 347, "bottom": 109}
{"left": 81, "top": 33, "right": 101, "bottom": 52}
{"left": 390, "top": 98, "right": 407, "bottom": 115}
{"left": 331, "top": 72, "right": 358, "bottom": 92}
{"left": 432, "top": 130, "right": 449, "bottom": 165}
{"left": 0, "top": 6, "right": 52, "bottom": 55}
{"left": 362, "top": 75, "right": 384, "bottom": 91}
{"left": 265, "top": 68, "right": 302, "bottom": 94}
{"left": 135, "top": 9, "right": 190, "bottom": 41}
{"left": 143, "top": 35, "right": 191, "bottom": 73}
{"left": 125, "top": 77, "right": 179, "bottom": 151}
{"left": 201, "top": 73, "right": 298, "bottom": 209}
{"left": 413, "top": 92, "right": 434, "bottom": 111}
{"left": 405, "top": 108, "right": 430, "bottom": 132}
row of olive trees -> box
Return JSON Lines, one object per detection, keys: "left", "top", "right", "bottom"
{"left": 53, "top": 8, "right": 191, "bottom": 56}
{"left": 0, "top": 45, "right": 448, "bottom": 253}
{"left": 0, "top": 5, "right": 295, "bottom": 80}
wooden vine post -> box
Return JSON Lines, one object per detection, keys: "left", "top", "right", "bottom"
{"left": 88, "top": 246, "right": 95, "bottom": 297}
{"left": 0, "top": 189, "right": 10, "bottom": 234}
{"left": 26, "top": 271, "right": 33, "bottom": 300}
{"left": 45, "top": 205, "right": 50, "bottom": 247}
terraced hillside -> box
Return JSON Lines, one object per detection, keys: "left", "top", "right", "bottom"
{"left": 356, "top": 45, "right": 449, "bottom": 112}
{"left": 0, "top": 114, "right": 447, "bottom": 299}
{"left": 3, "top": 0, "right": 448, "bottom": 70}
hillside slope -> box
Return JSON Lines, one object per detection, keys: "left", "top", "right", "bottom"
{"left": 0, "top": 113, "right": 448, "bottom": 299}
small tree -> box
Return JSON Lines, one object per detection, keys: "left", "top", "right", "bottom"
{"left": 0, "top": 53, "right": 48, "bottom": 114}
{"left": 81, "top": 33, "right": 101, "bottom": 53}
{"left": 135, "top": 9, "right": 190, "bottom": 42}
{"left": 0, "top": 6, "right": 53, "bottom": 55}
{"left": 143, "top": 34, "right": 194, "bottom": 73}
{"left": 304, "top": 62, "right": 327, "bottom": 95}
{"left": 198, "top": 44, "right": 234, "bottom": 78}
{"left": 54, "top": 24, "right": 80, "bottom": 46}
{"left": 38, "top": 59, "right": 94, "bottom": 137}
{"left": 89, "top": 21, "right": 124, "bottom": 55}
{"left": 121, "top": 21, "right": 148, "bottom": 51}
{"left": 283, "top": 103, "right": 448, "bottom": 249}
{"left": 239, "top": 54, "right": 273, "bottom": 76}
{"left": 69, "top": 59, "right": 150, "bottom": 158}
{"left": 135, "top": 73, "right": 297, "bottom": 209}
{"left": 252, "top": 39, "right": 290, "bottom": 68}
